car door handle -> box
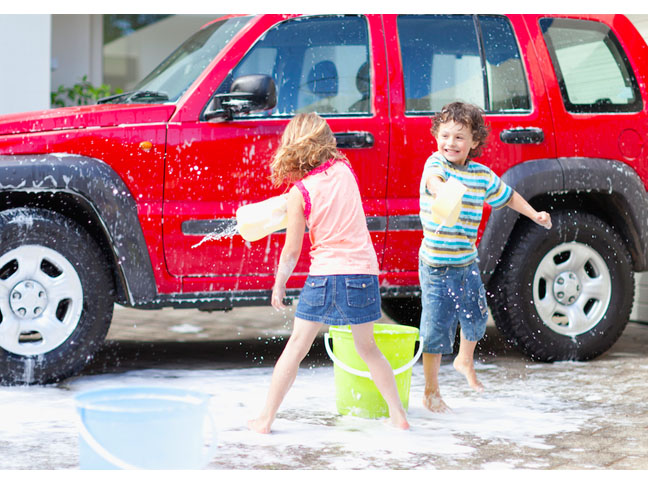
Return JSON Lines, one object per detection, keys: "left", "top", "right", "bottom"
{"left": 500, "top": 127, "right": 544, "bottom": 144}
{"left": 334, "top": 131, "right": 374, "bottom": 149}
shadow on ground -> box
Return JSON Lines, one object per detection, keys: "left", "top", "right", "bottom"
{"left": 83, "top": 326, "right": 522, "bottom": 376}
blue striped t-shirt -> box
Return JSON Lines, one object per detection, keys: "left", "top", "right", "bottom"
{"left": 419, "top": 152, "right": 513, "bottom": 267}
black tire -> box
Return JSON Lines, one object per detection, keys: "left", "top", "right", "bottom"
{"left": 381, "top": 297, "right": 422, "bottom": 327}
{"left": 0, "top": 208, "right": 114, "bottom": 384}
{"left": 488, "top": 210, "right": 634, "bottom": 361}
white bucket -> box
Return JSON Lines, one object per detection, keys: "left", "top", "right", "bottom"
{"left": 430, "top": 177, "right": 467, "bottom": 227}
{"left": 75, "top": 386, "right": 217, "bottom": 470}
{"left": 236, "top": 195, "right": 288, "bottom": 242}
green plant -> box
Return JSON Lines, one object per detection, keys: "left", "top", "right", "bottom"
{"left": 51, "top": 76, "right": 122, "bottom": 108}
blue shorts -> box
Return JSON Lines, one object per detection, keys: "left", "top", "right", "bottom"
{"left": 295, "top": 274, "right": 382, "bottom": 325}
{"left": 419, "top": 260, "right": 488, "bottom": 354}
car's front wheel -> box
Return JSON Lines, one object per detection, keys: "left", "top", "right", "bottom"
{"left": 488, "top": 210, "right": 634, "bottom": 361}
{"left": 0, "top": 208, "right": 114, "bottom": 384}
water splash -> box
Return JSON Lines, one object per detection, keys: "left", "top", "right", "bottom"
{"left": 22, "top": 357, "right": 35, "bottom": 385}
{"left": 191, "top": 222, "right": 239, "bottom": 249}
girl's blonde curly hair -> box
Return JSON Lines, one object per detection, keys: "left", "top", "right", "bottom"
{"left": 270, "top": 113, "right": 346, "bottom": 187}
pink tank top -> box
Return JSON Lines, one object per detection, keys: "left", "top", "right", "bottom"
{"left": 294, "top": 159, "right": 379, "bottom": 276}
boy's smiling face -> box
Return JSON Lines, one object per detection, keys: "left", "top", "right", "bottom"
{"left": 435, "top": 121, "right": 479, "bottom": 166}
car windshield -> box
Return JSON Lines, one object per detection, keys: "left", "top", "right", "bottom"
{"left": 101, "top": 16, "right": 253, "bottom": 104}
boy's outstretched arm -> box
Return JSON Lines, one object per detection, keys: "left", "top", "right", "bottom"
{"left": 426, "top": 175, "right": 445, "bottom": 196}
{"left": 272, "top": 186, "right": 306, "bottom": 310}
{"left": 506, "top": 191, "right": 552, "bottom": 229}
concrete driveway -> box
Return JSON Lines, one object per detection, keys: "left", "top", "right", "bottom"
{"left": 95, "top": 305, "right": 648, "bottom": 469}
{"left": 1, "top": 304, "right": 647, "bottom": 471}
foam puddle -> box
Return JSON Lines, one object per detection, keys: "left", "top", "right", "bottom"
{"left": 0, "top": 361, "right": 606, "bottom": 470}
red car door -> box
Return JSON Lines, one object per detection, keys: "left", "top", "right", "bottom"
{"left": 163, "top": 14, "right": 390, "bottom": 293}
{"left": 381, "top": 14, "right": 557, "bottom": 289}
{"left": 527, "top": 14, "right": 648, "bottom": 180}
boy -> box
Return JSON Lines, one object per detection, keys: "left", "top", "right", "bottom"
{"left": 419, "top": 102, "right": 551, "bottom": 412}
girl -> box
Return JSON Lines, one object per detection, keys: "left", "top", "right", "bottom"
{"left": 248, "top": 113, "right": 409, "bottom": 433}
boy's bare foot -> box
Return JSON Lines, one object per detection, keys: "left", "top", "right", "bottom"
{"left": 423, "top": 389, "right": 450, "bottom": 413}
{"left": 453, "top": 356, "right": 484, "bottom": 392}
{"left": 247, "top": 418, "right": 271, "bottom": 434}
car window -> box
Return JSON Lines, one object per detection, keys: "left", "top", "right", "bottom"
{"left": 479, "top": 15, "right": 531, "bottom": 112}
{"left": 397, "top": 15, "right": 531, "bottom": 114}
{"left": 103, "top": 16, "right": 253, "bottom": 104}
{"left": 216, "top": 15, "right": 370, "bottom": 117}
{"left": 397, "top": 15, "right": 485, "bottom": 112}
{"left": 540, "top": 18, "right": 642, "bottom": 113}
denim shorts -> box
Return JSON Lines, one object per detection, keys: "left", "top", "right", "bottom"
{"left": 419, "top": 260, "right": 488, "bottom": 354}
{"left": 295, "top": 274, "right": 382, "bottom": 325}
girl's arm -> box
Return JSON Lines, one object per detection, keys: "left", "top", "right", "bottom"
{"left": 506, "top": 191, "right": 552, "bottom": 229}
{"left": 271, "top": 186, "right": 306, "bottom": 310}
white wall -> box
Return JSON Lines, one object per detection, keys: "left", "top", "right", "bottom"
{"left": 0, "top": 15, "right": 51, "bottom": 115}
{"left": 51, "top": 15, "right": 103, "bottom": 92}
{"left": 628, "top": 14, "right": 648, "bottom": 39}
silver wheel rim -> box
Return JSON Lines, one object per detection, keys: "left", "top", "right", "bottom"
{"left": 0, "top": 245, "right": 83, "bottom": 355}
{"left": 533, "top": 242, "right": 611, "bottom": 337}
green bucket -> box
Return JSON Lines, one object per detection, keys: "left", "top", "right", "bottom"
{"left": 324, "top": 323, "right": 422, "bottom": 419}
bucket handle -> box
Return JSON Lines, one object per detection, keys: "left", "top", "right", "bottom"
{"left": 323, "top": 332, "right": 423, "bottom": 379}
{"left": 76, "top": 407, "right": 218, "bottom": 470}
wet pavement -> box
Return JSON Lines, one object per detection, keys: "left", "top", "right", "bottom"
{"left": 2, "top": 303, "right": 648, "bottom": 472}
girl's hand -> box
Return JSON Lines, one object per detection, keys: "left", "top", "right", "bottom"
{"left": 536, "top": 211, "right": 552, "bottom": 230}
{"left": 271, "top": 283, "right": 287, "bottom": 310}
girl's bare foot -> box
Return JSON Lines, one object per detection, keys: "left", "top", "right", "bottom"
{"left": 386, "top": 409, "right": 410, "bottom": 430}
{"left": 247, "top": 418, "right": 271, "bottom": 434}
{"left": 423, "top": 388, "right": 451, "bottom": 413}
{"left": 453, "top": 356, "right": 484, "bottom": 392}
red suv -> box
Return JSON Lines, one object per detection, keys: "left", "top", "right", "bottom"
{"left": 0, "top": 14, "right": 647, "bottom": 384}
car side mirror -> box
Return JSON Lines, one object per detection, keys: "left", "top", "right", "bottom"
{"left": 205, "top": 74, "right": 277, "bottom": 121}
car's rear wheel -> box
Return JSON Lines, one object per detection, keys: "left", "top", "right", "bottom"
{"left": 488, "top": 210, "right": 633, "bottom": 361}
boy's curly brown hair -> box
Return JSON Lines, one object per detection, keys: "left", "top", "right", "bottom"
{"left": 431, "top": 102, "right": 490, "bottom": 159}
{"left": 270, "top": 113, "right": 347, "bottom": 187}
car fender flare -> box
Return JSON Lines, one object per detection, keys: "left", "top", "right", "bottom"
{"left": 0, "top": 153, "right": 157, "bottom": 304}
{"left": 479, "top": 157, "right": 648, "bottom": 284}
